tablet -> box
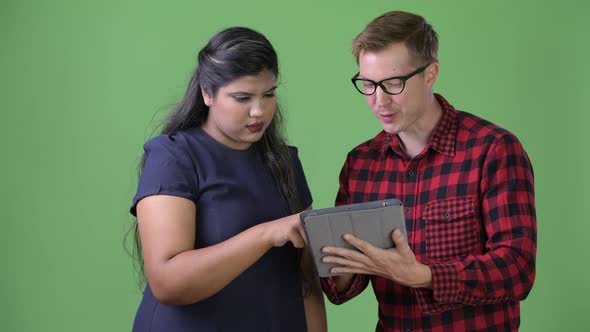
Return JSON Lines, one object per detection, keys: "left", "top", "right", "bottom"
{"left": 300, "top": 199, "right": 406, "bottom": 277}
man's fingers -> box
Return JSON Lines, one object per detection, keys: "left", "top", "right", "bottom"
{"left": 330, "top": 267, "right": 373, "bottom": 275}
{"left": 391, "top": 229, "right": 411, "bottom": 253}
{"left": 322, "top": 246, "right": 367, "bottom": 262}
{"left": 342, "top": 233, "right": 378, "bottom": 255}
{"left": 322, "top": 255, "right": 367, "bottom": 270}
{"left": 331, "top": 267, "right": 390, "bottom": 279}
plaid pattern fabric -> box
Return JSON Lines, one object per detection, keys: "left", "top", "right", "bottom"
{"left": 320, "top": 94, "right": 537, "bottom": 332}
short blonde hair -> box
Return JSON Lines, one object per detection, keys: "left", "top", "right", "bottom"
{"left": 352, "top": 11, "right": 439, "bottom": 66}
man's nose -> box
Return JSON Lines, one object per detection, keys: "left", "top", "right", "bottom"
{"left": 374, "top": 85, "right": 391, "bottom": 106}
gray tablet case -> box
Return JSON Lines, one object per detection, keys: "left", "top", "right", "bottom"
{"left": 300, "top": 199, "right": 406, "bottom": 277}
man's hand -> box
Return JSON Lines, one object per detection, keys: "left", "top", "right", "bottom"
{"left": 321, "top": 229, "right": 433, "bottom": 288}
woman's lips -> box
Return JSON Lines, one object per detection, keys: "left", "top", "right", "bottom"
{"left": 246, "top": 123, "right": 264, "bottom": 133}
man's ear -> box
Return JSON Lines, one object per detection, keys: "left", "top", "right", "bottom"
{"left": 201, "top": 88, "right": 212, "bottom": 107}
{"left": 425, "top": 62, "right": 439, "bottom": 88}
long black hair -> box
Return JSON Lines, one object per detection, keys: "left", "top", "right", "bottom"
{"left": 127, "top": 27, "right": 303, "bottom": 288}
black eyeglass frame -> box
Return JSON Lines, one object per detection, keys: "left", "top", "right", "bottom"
{"left": 351, "top": 63, "right": 431, "bottom": 96}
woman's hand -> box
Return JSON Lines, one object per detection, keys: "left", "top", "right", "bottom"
{"left": 260, "top": 213, "right": 307, "bottom": 248}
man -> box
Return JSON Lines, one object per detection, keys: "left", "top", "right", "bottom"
{"left": 320, "top": 11, "right": 536, "bottom": 332}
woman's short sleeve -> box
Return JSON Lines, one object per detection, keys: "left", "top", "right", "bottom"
{"left": 289, "top": 146, "right": 313, "bottom": 211}
{"left": 130, "top": 135, "right": 198, "bottom": 216}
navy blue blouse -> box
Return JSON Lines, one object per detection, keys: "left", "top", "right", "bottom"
{"left": 130, "top": 127, "right": 313, "bottom": 332}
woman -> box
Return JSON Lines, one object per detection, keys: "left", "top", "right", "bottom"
{"left": 128, "top": 27, "right": 326, "bottom": 331}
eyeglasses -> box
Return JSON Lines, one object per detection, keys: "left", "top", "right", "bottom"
{"left": 351, "top": 64, "right": 430, "bottom": 96}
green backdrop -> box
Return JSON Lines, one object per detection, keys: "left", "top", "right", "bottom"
{"left": 2, "top": 0, "right": 588, "bottom": 331}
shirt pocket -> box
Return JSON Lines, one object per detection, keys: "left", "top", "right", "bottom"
{"left": 422, "top": 195, "right": 481, "bottom": 261}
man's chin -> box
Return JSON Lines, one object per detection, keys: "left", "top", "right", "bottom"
{"left": 381, "top": 125, "right": 401, "bottom": 135}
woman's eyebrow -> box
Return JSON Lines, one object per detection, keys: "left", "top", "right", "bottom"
{"left": 229, "top": 85, "right": 278, "bottom": 95}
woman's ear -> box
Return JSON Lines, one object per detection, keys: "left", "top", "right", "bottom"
{"left": 201, "top": 88, "right": 212, "bottom": 107}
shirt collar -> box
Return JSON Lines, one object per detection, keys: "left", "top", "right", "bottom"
{"left": 371, "top": 93, "right": 458, "bottom": 158}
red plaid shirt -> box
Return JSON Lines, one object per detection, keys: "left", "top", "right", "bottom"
{"left": 321, "top": 94, "right": 536, "bottom": 332}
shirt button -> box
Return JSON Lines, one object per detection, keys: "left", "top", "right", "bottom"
{"left": 406, "top": 208, "right": 412, "bottom": 214}
{"left": 408, "top": 170, "right": 415, "bottom": 176}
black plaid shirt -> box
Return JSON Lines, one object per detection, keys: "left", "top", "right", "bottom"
{"left": 320, "top": 94, "right": 537, "bottom": 332}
